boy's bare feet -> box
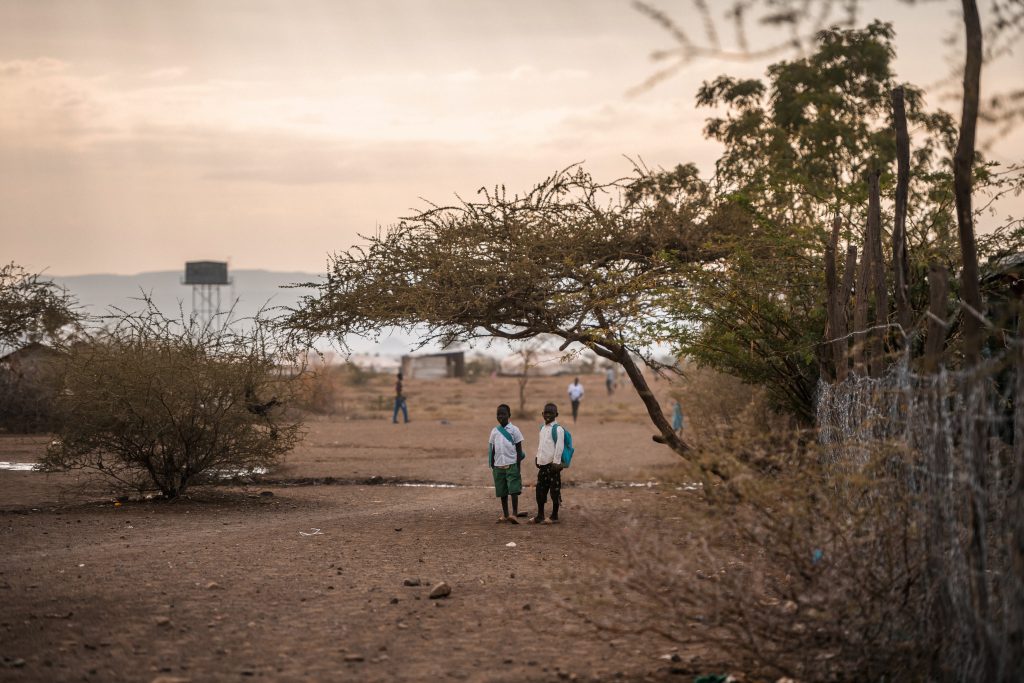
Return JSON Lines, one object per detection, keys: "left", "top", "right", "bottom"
{"left": 496, "top": 516, "right": 507, "bottom": 523}
{"left": 530, "top": 516, "right": 544, "bottom": 524}
{"left": 507, "top": 516, "right": 519, "bottom": 525}
{"left": 542, "top": 518, "right": 554, "bottom": 525}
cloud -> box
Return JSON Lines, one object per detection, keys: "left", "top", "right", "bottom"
{"left": 146, "top": 66, "right": 188, "bottom": 80}
{"left": 0, "top": 57, "right": 68, "bottom": 77}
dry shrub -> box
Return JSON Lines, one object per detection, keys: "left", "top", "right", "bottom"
{"left": 668, "top": 362, "right": 776, "bottom": 445}
{"left": 43, "top": 305, "right": 303, "bottom": 499}
{"left": 291, "top": 365, "right": 343, "bottom": 415}
{"left": 576, "top": 438, "right": 931, "bottom": 681}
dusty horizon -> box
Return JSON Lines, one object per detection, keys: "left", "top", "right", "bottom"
{"left": 3, "top": 0, "right": 1022, "bottom": 277}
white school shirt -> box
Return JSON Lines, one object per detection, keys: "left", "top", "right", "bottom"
{"left": 489, "top": 423, "right": 524, "bottom": 467}
{"left": 567, "top": 382, "right": 584, "bottom": 401}
{"left": 535, "top": 422, "right": 566, "bottom": 466}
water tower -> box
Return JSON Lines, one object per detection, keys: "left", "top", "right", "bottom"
{"left": 183, "top": 261, "right": 231, "bottom": 327}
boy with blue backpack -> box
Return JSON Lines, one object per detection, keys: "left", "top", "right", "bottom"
{"left": 532, "top": 402, "right": 573, "bottom": 524}
{"left": 488, "top": 404, "right": 526, "bottom": 523}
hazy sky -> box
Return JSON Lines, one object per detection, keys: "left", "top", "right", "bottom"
{"left": 2, "top": 0, "right": 1021, "bottom": 276}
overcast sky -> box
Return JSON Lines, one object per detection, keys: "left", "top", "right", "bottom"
{"left": 2, "top": 0, "right": 1021, "bottom": 277}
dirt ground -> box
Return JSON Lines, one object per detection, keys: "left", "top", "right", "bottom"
{"left": 0, "top": 373, "right": 716, "bottom": 683}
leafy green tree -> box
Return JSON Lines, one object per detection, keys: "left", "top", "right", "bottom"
{"left": 659, "top": 21, "right": 1019, "bottom": 420}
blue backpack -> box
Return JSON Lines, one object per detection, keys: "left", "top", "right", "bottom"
{"left": 550, "top": 424, "right": 575, "bottom": 467}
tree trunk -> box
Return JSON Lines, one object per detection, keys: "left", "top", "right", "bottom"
{"left": 891, "top": 86, "right": 913, "bottom": 339}
{"left": 611, "top": 345, "right": 688, "bottom": 458}
{"left": 853, "top": 226, "right": 872, "bottom": 376}
{"left": 955, "top": 0, "right": 984, "bottom": 365}
{"left": 1011, "top": 305, "right": 1024, "bottom": 681}
{"left": 825, "top": 214, "right": 848, "bottom": 382}
{"left": 868, "top": 170, "right": 888, "bottom": 377}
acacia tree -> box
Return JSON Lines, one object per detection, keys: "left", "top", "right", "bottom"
{"left": 0, "top": 262, "right": 77, "bottom": 348}
{"left": 289, "top": 166, "right": 733, "bottom": 465}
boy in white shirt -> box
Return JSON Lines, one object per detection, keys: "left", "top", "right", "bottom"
{"left": 532, "top": 402, "right": 565, "bottom": 524}
{"left": 567, "top": 377, "right": 584, "bottom": 423}
{"left": 488, "top": 404, "right": 525, "bottom": 523}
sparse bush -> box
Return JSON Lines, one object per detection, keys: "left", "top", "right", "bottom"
{"left": 343, "top": 361, "right": 371, "bottom": 386}
{"left": 575, "top": 440, "right": 930, "bottom": 681}
{"left": 292, "top": 365, "right": 342, "bottom": 415}
{"left": 43, "top": 305, "right": 302, "bottom": 499}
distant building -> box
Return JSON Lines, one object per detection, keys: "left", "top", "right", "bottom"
{"left": 0, "top": 342, "right": 64, "bottom": 433}
{"left": 0, "top": 342, "right": 63, "bottom": 374}
{"left": 400, "top": 351, "right": 465, "bottom": 379}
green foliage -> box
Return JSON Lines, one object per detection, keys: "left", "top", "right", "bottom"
{"left": 0, "top": 262, "right": 78, "bottom": 348}
{"left": 44, "top": 305, "right": 302, "bottom": 498}
{"left": 658, "top": 22, "right": 1019, "bottom": 420}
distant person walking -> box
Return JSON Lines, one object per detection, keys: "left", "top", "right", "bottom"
{"left": 672, "top": 399, "right": 684, "bottom": 436}
{"left": 605, "top": 366, "right": 616, "bottom": 396}
{"left": 567, "top": 377, "right": 584, "bottom": 423}
{"left": 392, "top": 371, "right": 409, "bottom": 424}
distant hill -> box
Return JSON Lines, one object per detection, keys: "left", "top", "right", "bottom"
{"left": 48, "top": 269, "right": 426, "bottom": 356}
{"left": 52, "top": 269, "right": 322, "bottom": 323}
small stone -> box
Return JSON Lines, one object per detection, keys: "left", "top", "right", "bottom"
{"left": 204, "top": 582, "right": 221, "bottom": 590}
{"left": 403, "top": 578, "right": 421, "bottom": 587}
{"left": 154, "top": 616, "right": 171, "bottom": 627}
{"left": 258, "top": 491, "right": 274, "bottom": 497}
{"left": 522, "top": 603, "right": 531, "bottom": 610}
{"left": 428, "top": 581, "right": 451, "bottom": 599}
{"left": 344, "top": 654, "right": 364, "bottom": 662}
{"left": 389, "top": 597, "right": 399, "bottom": 604}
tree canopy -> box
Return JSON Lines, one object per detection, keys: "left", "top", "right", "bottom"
{"left": 0, "top": 263, "right": 78, "bottom": 349}
{"left": 289, "top": 166, "right": 735, "bottom": 461}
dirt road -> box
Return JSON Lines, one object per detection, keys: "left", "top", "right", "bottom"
{"left": 1, "top": 375, "right": 712, "bottom": 682}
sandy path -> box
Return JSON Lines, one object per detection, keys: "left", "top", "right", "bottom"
{"left": 1, "top": 375, "right": 710, "bottom": 682}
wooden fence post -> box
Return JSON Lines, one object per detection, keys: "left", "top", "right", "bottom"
{"left": 923, "top": 262, "right": 948, "bottom": 373}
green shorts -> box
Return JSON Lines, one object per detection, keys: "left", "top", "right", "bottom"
{"left": 491, "top": 463, "right": 522, "bottom": 497}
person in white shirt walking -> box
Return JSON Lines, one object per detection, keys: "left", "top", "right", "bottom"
{"left": 532, "top": 402, "right": 565, "bottom": 524}
{"left": 488, "top": 404, "right": 525, "bottom": 523}
{"left": 567, "top": 377, "right": 584, "bottom": 423}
